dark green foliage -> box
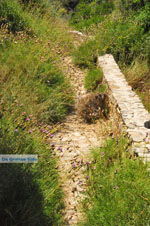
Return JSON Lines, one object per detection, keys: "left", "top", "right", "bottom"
{"left": 0, "top": 165, "right": 48, "bottom": 226}
{"left": 70, "top": 0, "right": 114, "bottom": 29}
{"left": 73, "top": 6, "right": 150, "bottom": 66}
{"left": 0, "top": 0, "right": 31, "bottom": 33}
{"left": 59, "top": 0, "right": 79, "bottom": 10}
{"left": 84, "top": 68, "right": 103, "bottom": 91}
{"left": 118, "top": 0, "right": 148, "bottom": 14}
{"left": 97, "top": 19, "right": 145, "bottom": 65}
{"left": 83, "top": 138, "right": 150, "bottom": 225}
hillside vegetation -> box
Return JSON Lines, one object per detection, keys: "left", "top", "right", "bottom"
{"left": 0, "top": 1, "right": 149, "bottom": 225}
{"left": 0, "top": 0, "right": 74, "bottom": 225}
{"left": 71, "top": 0, "right": 150, "bottom": 111}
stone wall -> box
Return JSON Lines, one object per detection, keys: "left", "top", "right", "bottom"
{"left": 98, "top": 54, "right": 150, "bottom": 162}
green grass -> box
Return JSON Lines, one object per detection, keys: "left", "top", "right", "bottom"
{"left": 0, "top": 1, "right": 75, "bottom": 225}
{"left": 0, "top": 118, "right": 64, "bottom": 225}
{"left": 70, "top": 0, "right": 114, "bottom": 30}
{"left": 71, "top": 1, "right": 150, "bottom": 111}
{"left": 84, "top": 68, "right": 103, "bottom": 91}
{"left": 73, "top": 39, "right": 99, "bottom": 68}
{"left": 82, "top": 138, "right": 150, "bottom": 225}
{"left": 0, "top": 24, "right": 74, "bottom": 124}
{"left": 96, "top": 83, "right": 108, "bottom": 93}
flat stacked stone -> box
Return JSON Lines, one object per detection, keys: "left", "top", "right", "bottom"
{"left": 98, "top": 54, "right": 150, "bottom": 162}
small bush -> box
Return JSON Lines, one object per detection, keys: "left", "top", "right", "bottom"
{"left": 84, "top": 68, "right": 103, "bottom": 91}
{"left": 118, "top": 0, "right": 148, "bottom": 15}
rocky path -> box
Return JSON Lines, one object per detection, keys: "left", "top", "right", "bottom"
{"left": 51, "top": 56, "right": 102, "bottom": 225}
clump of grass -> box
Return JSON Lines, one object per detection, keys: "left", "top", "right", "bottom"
{"left": 84, "top": 68, "right": 103, "bottom": 91}
{"left": 82, "top": 138, "right": 150, "bottom": 225}
{"left": 124, "top": 59, "right": 150, "bottom": 112}
{"left": 96, "top": 83, "right": 108, "bottom": 93}
{"left": 0, "top": 33, "right": 74, "bottom": 124}
{"left": 73, "top": 40, "right": 99, "bottom": 68}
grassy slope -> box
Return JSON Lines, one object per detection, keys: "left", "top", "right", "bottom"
{"left": 71, "top": 0, "right": 150, "bottom": 112}
{"left": 69, "top": 1, "right": 150, "bottom": 224}
{"left": 0, "top": 0, "right": 74, "bottom": 225}
{"left": 81, "top": 138, "right": 150, "bottom": 225}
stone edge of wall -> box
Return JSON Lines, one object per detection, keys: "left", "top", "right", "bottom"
{"left": 98, "top": 54, "right": 150, "bottom": 162}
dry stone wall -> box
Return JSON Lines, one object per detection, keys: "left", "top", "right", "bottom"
{"left": 98, "top": 54, "right": 150, "bottom": 162}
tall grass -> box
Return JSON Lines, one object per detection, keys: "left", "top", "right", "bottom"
{"left": 0, "top": 0, "right": 75, "bottom": 225}
{"left": 82, "top": 138, "right": 150, "bottom": 225}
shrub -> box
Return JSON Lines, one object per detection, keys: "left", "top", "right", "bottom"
{"left": 118, "top": 0, "right": 148, "bottom": 15}
{"left": 84, "top": 68, "right": 103, "bottom": 91}
{"left": 70, "top": 0, "right": 114, "bottom": 30}
{"left": 0, "top": 0, "right": 31, "bottom": 33}
{"left": 59, "top": 0, "right": 79, "bottom": 10}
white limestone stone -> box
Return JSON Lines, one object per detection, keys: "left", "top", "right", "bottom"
{"left": 98, "top": 54, "right": 150, "bottom": 162}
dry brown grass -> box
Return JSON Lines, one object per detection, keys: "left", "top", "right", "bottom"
{"left": 77, "top": 93, "right": 109, "bottom": 123}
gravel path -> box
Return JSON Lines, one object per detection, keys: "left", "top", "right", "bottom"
{"left": 51, "top": 57, "right": 102, "bottom": 225}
